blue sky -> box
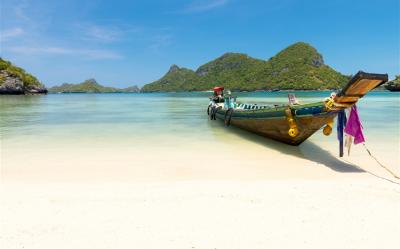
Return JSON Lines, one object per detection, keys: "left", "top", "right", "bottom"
{"left": 0, "top": 0, "right": 399, "bottom": 87}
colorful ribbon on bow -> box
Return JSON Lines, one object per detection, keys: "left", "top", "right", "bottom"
{"left": 337, "top": 105, "right": 365, "bottom": 157}
{"left": 337, "top": 109, "right": 347, "bottom": 157}
{"left": 344, "top": 105, "right": 365, "bottom": 144}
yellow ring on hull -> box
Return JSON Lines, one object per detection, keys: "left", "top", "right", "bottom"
{"left": 323, "top": 125, "right": 332, "bottom": 136}
{"left": 288, "top": 128, "right": 299, "bottom": 137}
{"left": 285, "top": 108, "right": 298, "bottom": 138}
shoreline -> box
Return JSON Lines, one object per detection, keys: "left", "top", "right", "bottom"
{"left": 39, "top": 89, "right": 394, "bottom": 94}
{"left": 1, "top": 88, "right": 393, "bottom": 95}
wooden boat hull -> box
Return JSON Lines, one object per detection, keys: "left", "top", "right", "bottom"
{"left": 216, "top": 112, "right": 336, "bottom": 145}
{"left": 215, "top": 103, "right": 336, "bottom": 145}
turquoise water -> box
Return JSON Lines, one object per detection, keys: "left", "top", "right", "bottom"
{"left": 1, "top": 91, "right": 399, "bottom": 165}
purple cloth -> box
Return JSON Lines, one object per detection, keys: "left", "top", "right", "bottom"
{"left": 344, "top": 105, "right": 365, "bottom": 144}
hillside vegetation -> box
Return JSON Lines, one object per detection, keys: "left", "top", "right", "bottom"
{"left": 49, "top": 79, "right": 140, "bottom": 93}
{"left": 142, "top": 42, "right": 349, "bottom": 92}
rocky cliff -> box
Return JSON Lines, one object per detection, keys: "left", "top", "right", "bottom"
{"left": 384, "top": 75, "right": 400, "bottom": 92}
{"left": 0, "top": 58, "right": 47, "bottom": 94}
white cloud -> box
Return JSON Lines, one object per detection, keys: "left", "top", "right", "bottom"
{"left": 7, "top": 46, "right": 123, "bottom": 60}
{"left": 1, "top": 28, "right": 24, "bottom": 41}
{"left": 87, "top": 26, "right": 121, "bottom": 42}
{"left": 182, "top": 0, "right": 229, "bottom": 13}
{"left": 14, "top": 0, "right": 31, "bottom": 22}
{"left": 80, "top": 24, "right": 123, "bottom": 43}
{"left": 148, "top": 34, "right": 173, "bottom": 52}
{"left": 77, "top": 23, "right": 141, "bottom": 43}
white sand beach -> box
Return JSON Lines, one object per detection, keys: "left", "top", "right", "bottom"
{"left": 1, "top": 138, "right": 399, "bottom": 249}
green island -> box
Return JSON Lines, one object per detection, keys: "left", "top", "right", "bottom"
{"left": 384, "top": 75, "right": 400, "bottom": 91}
{"left": 48, "top": 79, "right": 140, "bottom": 93}
{"left": 141, "top": 42, "right": 350, "bottom": 92}
{"left": 0, "top": 58, "right": 47, "bottom": 94}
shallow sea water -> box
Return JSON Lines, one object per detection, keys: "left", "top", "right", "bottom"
{"left": 1, "top": 91, "right": 399, "bottom": 179}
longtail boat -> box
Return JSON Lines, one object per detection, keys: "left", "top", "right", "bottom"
{"left": 207, "top": 71, "right": 388, "bottom": 145}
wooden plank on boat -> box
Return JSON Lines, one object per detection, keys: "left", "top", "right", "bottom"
{"left": 335, "top": 71, "right": 388, "bottom": 103}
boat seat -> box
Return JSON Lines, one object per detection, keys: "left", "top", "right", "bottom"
{"left": 234, "top": 103, "right": 274, "bottom": 111}
{"left": 288, "top": 93, "right": 300, "bottom": 105}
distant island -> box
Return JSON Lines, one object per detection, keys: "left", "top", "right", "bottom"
{"left": 48, "top": 79, "right": 140, "bottom": 93}
{"left": 0, "top": 58, "right": 47, "bottom": 94}
{"left": 384, "top": 75, "right": 400, "bottom": 92}
{"left": 141, "top": 42, "right": 350, "bottom": 92}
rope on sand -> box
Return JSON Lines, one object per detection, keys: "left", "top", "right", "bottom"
{"left": 362, "top": 144, "right": 400, "bottom": 179}
{"left": 337, "top": 144, "right": 400, "bottom": 185}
